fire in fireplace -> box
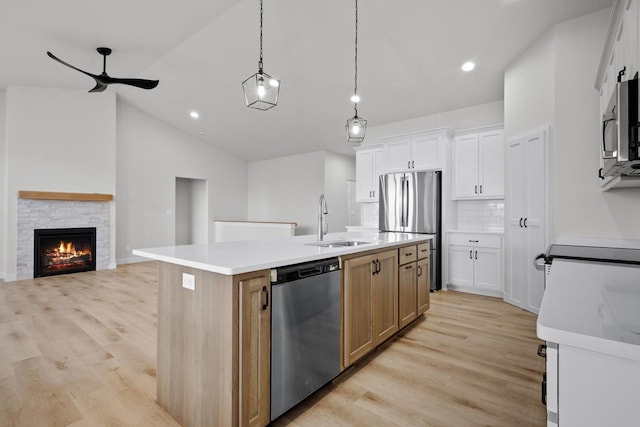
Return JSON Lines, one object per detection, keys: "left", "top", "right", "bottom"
{"left": 34, "top": 227, "right": 97, "bottom": 278}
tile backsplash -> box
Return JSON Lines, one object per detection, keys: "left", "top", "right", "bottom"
{"left": 361, "top": 203, "right": 379, "bottom": 227}
{"left": 456, "top": 200, "right": 504, "bottom": 231}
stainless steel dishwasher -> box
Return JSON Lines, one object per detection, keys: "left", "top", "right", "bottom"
{"left": 270, "top": 257, "right": 341, "bottom": 421}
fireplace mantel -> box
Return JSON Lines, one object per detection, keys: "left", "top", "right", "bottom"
{"left": 18, "top": 191, "right": 113, "bottom": 202}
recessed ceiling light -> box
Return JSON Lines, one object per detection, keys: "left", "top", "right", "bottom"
{"left": 190, "top": 111, "right": 200, "bottom": 119}
{"left": 462, "top": 61, "right": 476, "bottom": 72}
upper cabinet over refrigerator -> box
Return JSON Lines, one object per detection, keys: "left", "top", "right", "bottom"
{"left": 381, "top": 129, "right": 447, "bottom": 172}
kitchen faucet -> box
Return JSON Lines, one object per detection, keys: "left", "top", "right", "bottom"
{"left": 317, "top": 194, "right": 328, "bottom": 241}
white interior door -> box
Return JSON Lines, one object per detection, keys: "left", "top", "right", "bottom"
{"left": 524, "top": 131, "right": 547, "bottom": 313}
{"left": 505, "top": 137, "right": 526, "bottom": 308}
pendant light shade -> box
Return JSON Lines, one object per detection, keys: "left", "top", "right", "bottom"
{"left": 346, "top": 0, "right": 366, "bottom": 143}
{"left": 346, "top": 115, "right": 367, "bottom": 143}
{"left": 243, "top": 0, "right": 280, "bottom": 110}
{"left": 242, "top": 70, "right": 280, "bottom": 110}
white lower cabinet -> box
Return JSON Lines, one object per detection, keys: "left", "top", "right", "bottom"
{"left": 447, "top": 233, "right": 503, "bottom": 297}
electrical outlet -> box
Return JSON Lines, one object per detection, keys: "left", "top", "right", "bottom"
{"left": 182, "top": 273, "right": 195, "bottom": 291}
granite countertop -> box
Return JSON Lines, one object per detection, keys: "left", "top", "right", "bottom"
{"left": 537, "top": 258, "right": 640, "bottom": 362}
{"left": 133, "top": 231, "right": 432, "bottom": 276}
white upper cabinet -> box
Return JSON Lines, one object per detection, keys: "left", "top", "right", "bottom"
{"left": 383, "top": 132, "right": 443, "bottom": 172}
{"left": 452, "top": 128, "right": 504, "bottom": 199}
{"left": 355, "top": 146, "right": 385, "bottom": 202}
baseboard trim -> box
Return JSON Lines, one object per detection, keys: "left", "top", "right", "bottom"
{"left": 116, "top": 256, "right": 148, "bottom": 265}
{"left": 446, "top": 284, "right": 504, "bottom": 299}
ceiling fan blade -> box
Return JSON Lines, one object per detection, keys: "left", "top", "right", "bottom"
{"left": 88, "top": 82, "right": 109, "bottom": 93}
{"left": 103, "top": 76, "right": 159, "bottom": 90}
{"left": 47, "top": 51, "right": 99, "bottom": 80}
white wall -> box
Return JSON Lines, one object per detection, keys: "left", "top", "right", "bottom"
{"left": 116, "top": 102, "right": 248, "bottom": 263}
{"left": 3, "top": 86, "right": 116, "bottom": 280}
{"left": 504, "top": 30, "right": 556, "bottom": 140}
{"left": 506, "top": 9, "right": 639, "bottom": 241}
{"left": 324, "top": 151, "right": 356, "bottom": 232}
{"left": 247, "top": 151, "right": 355, "bottom": 236}
{"left": 248, "top": 151, "right": 325, "bottom": 235}
{"left": 551, "top": 9, "right": 640, "bottom": 240}
{"left": 0, "top": 91, "right": 6, "bottom": 279}
{"left": 364, "top": 100, "right": 504, "bottom": 143}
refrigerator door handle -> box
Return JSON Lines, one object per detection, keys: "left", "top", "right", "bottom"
{"left": 400, "top": 177, "right": 406, "bottom": 227}
{"left": 403, "top": 178, "right": 410, "bottom": 228}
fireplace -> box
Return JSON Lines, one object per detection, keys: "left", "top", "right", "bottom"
{"left": 33, "top": 227, "right": 97, "bottom": 278}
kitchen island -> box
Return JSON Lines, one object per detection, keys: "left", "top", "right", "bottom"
{"left": 133, "top": 231, "right": 433, "bottom": 427}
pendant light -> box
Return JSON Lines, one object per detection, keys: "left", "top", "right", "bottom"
{"left": 346, "top": 0, "right": 366, "bottom": 143}
{"left": 242, "top": 0, "right": 280, "bottom": 110}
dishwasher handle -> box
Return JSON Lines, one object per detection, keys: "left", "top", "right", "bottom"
{"left": 298, "top": 266, "right": 323, "bottom": 279}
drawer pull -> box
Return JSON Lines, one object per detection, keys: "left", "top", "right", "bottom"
{"left": 405, "top": 252, "right": 413, "bottom": 256}
{"left": 468, "top": 240, "right": 479, "bottom": 243}
{"left": 405, "top": 265, "right": 413, "bottom": 270}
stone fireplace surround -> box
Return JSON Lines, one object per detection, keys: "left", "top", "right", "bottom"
{"left": 16, "top": 191, "right": 112, "bottom": 280}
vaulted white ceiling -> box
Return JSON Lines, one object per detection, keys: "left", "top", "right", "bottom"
{"left": 1, "top": 0, "right": 613, "bottom": 161}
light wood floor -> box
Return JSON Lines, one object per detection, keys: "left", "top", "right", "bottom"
{"left": 0, "top": 262, "right": 546, "bottom": 426}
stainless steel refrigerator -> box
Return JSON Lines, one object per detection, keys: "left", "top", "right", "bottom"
{"left": 379, "top": 170, "right": 441, "bottom": 290}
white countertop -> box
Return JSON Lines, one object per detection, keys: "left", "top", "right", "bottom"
{"left": 446, "top": 229, "right": 504, "bottom": 235}
{"left": 133, "top": 231, "right": 433, "bottom": 276}
{"left": 537, "top": 258, "right": 640, "bottom": 362}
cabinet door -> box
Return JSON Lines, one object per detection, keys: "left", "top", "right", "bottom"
{"left": 474, "top": 247, "right": 502, "bottom": 291}
{"left": 385, "top": 137, "right": 412, "bottom": 172}
{"left": 371, "top": 147, "right": 386, "bottom": 201}
{"left": 448, "top": 245, "right": 474, "bottom": 287}
{"left": 355, "top": 150, "right": 374, "bottom": 202}
{"left": 343, "top": 254, "right": 375, "bottom": 367}
{"left": 239, "top": 275, "right": 271, "bottom": 427}
{"left": 453, "top": 134, "right": 479, "bottom": 198}
{"left": 398, "top": 261, "right": 417, "bottom": 329}
{"left": 524, "top": 131, "right": 547, "bottom": 313}
{"left": 412, "top": 133, "right": 442, "bottom": 170}
{"left": 478, "top": 130, "right": 505, "bottom": 198}
{"left": 506, "top": 137, "right": 526, "bottom": 308}
{"left": 372, "top": 250, "right": 398, "bottom": 345}
{"left": 416, "top": 257, "right": 430, "bottom": 315}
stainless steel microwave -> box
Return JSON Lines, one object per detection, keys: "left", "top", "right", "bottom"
{"left": 601, "top": 77, "right": 640, "bottom": 178}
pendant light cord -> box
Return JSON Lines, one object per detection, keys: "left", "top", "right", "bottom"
{"left": 259, "top": 0, "right": 264, "bottom": 72}
{"left": 354, "top": 0, "right": 359, "bottom": 116}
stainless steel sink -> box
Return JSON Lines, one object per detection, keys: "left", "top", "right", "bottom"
{"left": 305, "top": 240, "right": 373, "bottom": 248}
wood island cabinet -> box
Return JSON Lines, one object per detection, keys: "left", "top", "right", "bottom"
{"left": 156, "top": 262, "right": 270, "bottom": 427}
{"left": 416, "top": 242, "right": 431, "bottom": 314}
{"left": 343, "top": 249, "right": 398, "bottom": 367}
{"left": 398, "top": 243, "right": 430, "bottom": 330}
{"left": 239, "top": 275, "right": 271, "bottom": 427}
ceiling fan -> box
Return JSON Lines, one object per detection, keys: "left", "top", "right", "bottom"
{"left": 46, "top": 47, "right": 159, "bottom": 93}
